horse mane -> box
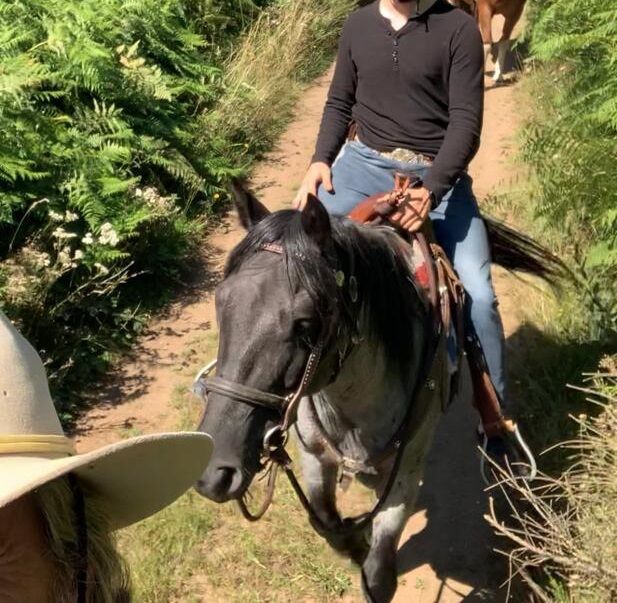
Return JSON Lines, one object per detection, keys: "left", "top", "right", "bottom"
{"left": 225, "top": 210, "right": 426, "bottom": 370}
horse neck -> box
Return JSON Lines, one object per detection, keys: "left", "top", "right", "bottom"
{"left": 315, "top": 310, "right": 426, "bottom": 459}
{"left": 310, "top": 224, "right": 428, "bottom": 457}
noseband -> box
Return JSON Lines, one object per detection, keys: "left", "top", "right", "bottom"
{"left": 198, "top": 326, "right": 326, "bottom": 436}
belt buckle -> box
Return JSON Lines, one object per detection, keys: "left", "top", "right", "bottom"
{"left": 385, "top": 147, "right": 428, "bottom": 165}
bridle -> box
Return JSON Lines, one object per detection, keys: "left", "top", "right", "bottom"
{"left": 194, "top": 341, "right": 327, "bottom": 521}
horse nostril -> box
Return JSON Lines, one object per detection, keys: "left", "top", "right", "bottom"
{"left": 216, "top": 466, "right": 237, "bottom": 492}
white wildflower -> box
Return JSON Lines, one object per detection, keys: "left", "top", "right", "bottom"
{"left": 143, "top": 187, "right": 157, "bottom": 202}
{"left": 141, "top": 187, "right": 175, "bottom": 213}
{"left": 22, "top": 247, "right": 51, "bottom": 269}
{"left": 94, "top": 262, "right": 110, "bottom": 276}
{"left": 134, "top": 188, "right": 143, "bottom": 197}
{"left": 52, "top": 227, "right": 78, "bottom": 240}
{"left": 38, "top": 252, "right": 51, "bottom": 268}
{"left": 57, "top": 246, "right": 72, "bottom": 267}
{"left": 82, "top": 232, "right": 94, "bottom": 245}
{"left": 65, "top": 211, "right": 79, "bottom": 221}
{"left": 48, "top": 210, "right": 64, "bottom": 222}
{"left": 98, "top": 222, "right": 119, "bottom": 247}
{"left": 73, "top": 249, "right": 84, "bottom": 260}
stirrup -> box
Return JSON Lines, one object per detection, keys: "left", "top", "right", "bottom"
{"left": 478, "top": 422, "right": 537, "bottom": 486}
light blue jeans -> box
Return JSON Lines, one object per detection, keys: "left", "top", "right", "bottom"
{"left": 319, "top": 141, "right": 506, "bottom": 403}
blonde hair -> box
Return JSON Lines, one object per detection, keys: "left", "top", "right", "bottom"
{"left": 35, "top": 476, "right": 131, "bottom": 603}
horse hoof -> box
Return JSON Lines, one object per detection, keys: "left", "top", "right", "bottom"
{"left": 361, "top": 569, "right": 379, "bottom": 603}
{"left": 360, "top": 564, "right": 397, "bottom": 603}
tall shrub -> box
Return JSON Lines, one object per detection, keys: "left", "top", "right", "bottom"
{"left": 0, "top": 0, "right": 352, "bottom": 421}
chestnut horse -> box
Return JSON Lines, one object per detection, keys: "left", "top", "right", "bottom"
{"left": 450, "top": 0, "right": 527, "bottom": 82}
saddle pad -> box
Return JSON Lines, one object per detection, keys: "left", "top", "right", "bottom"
{"left": 411, "top": 238, "right": 431, "bottom": 290}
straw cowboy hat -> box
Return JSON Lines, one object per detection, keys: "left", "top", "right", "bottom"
{"left": 0, "top": 311, "right": 213, "bottom": 529}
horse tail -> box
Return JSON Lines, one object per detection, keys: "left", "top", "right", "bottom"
{"left": 485, "top": 217, "right": 569, "bottom": 285}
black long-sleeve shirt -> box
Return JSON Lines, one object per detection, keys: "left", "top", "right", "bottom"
{"left": 312, "top": 0, "right": 484, "bottom": 201}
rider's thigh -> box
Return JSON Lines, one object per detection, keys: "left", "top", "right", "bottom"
{"left": 318, "top": 142, "right": 400, "bottom": 216}
{"left": 430, "top": 174, "right": 495, "bottom": 301}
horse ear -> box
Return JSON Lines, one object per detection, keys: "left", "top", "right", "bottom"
{"left": 231, "top": 180, "right": 270, "bottom": 230}
{"left": 301, "top": 193, "right": 331, "bottom": 248}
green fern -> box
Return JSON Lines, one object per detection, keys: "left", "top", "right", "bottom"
{"left": 524, "top": 0, "right": 617, "bottom": 332}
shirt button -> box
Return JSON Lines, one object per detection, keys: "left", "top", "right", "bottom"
{"left": 393, "top": 39, "right": 399, "bottom": 46}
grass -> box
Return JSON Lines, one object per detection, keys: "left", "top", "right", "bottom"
{"left": 202, "top": 0, "right": 355, "bottom": 162}
{"left": 118, "top": 491, "right": 216, "bottom": 603}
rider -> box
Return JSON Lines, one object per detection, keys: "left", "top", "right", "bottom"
{"left": 294, "top": 0, "right": 516, "bottom": 464}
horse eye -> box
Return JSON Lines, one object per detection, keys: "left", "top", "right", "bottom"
{"left": 294, "top": 318, "right": 316, "bottom": 342}
{"left": 294, "top": 319, "right": 312, "bottom": 334}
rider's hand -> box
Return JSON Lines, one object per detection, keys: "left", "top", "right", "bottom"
{"left": 389, "top": 186, "right": 433, "bottom": 232}
{"left": 293, "top": 162, "right": 333, "bottom": 209}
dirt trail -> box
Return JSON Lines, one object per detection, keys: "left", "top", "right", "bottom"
{"left": 78, "top": 19, "right": 526, "bottom": 603}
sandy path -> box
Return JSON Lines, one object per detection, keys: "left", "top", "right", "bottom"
{"left": 77, "top": 20, "right": 526, "bottom": 603}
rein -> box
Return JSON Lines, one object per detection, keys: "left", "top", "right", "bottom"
{"left": 193, "top": 238, "right": 442, "bottom": 534}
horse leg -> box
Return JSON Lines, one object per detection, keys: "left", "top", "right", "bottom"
{"left": 297, "top": 441, "right": 371, "bottom": 564}
{"left": 361, "top": 409, "right": 441, "bottom": 603}
{"left": 494, "top": 2, "right": 525, "bottom": 82}
{"left": 361, "top": 490, "right": 410, "bottom": 603}
{"left": 476, "top": 1, "right": 493, "bottom": 75}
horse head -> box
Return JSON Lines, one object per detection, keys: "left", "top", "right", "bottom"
{"left": 448, "top": 0, "right": 475, "bottom": 16}
{"left": 194, "top": 186, "right": 342, "bottom": 503}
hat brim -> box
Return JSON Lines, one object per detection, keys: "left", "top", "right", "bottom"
{"left": 0, "top": 432, "right": 212, "bottom": 530}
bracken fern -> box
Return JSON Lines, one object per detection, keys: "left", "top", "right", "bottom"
{"left": 522, "top": 0, "right": 617, "bottom": 334}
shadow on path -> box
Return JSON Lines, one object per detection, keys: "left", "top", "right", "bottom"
{"left": 396, "top": 395, "right": 509, "bottom": 602}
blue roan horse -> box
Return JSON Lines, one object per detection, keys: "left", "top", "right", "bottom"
{"left": 194, "top": 184, "right": 558, "bottom": 602}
